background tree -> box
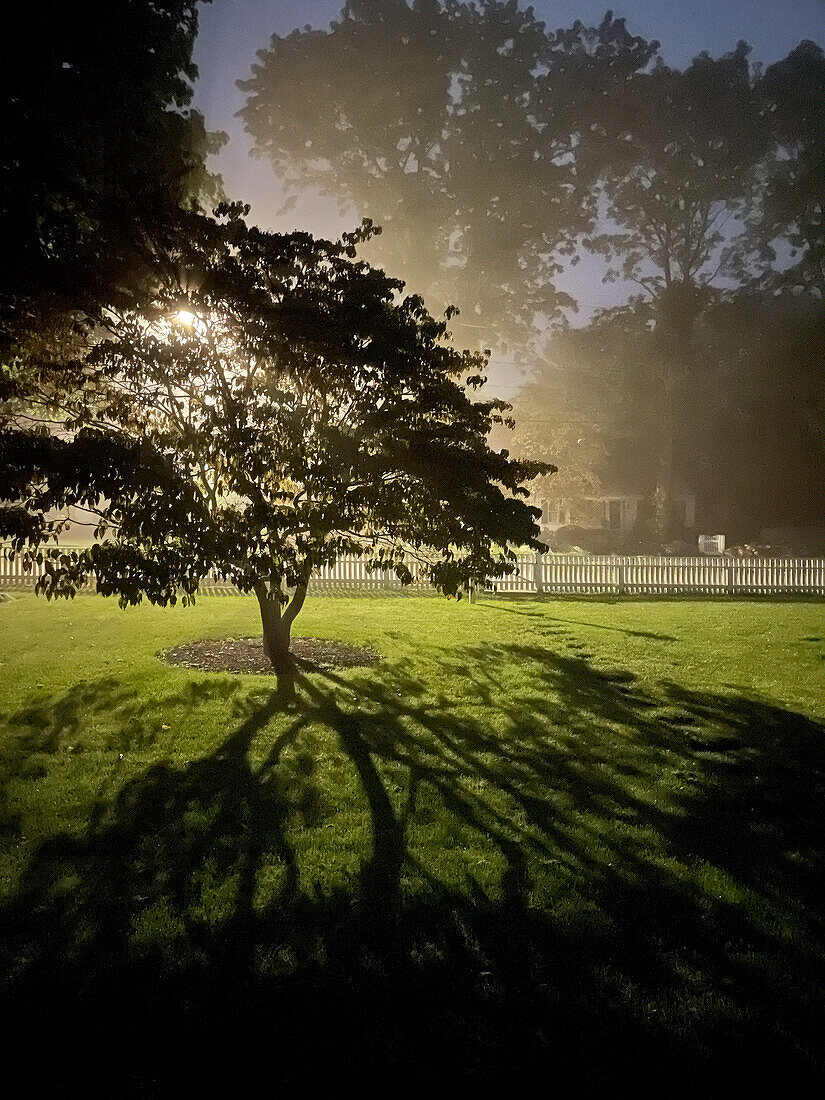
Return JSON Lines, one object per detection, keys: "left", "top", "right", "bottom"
{"left": 510, "top": 289, "right": 825, "bottom": 546}
{"left": 0, "top": 0, "right": 224, "bottom": 360}
{"left": 585, "top": 42, "right": 771, "bottom": 535}
{"left": 758, "top": 39, "right": 825, "bottom": 298}
{"left": 0, "top": 206, "right": 548, "bottom": 693}
{"left": 240, "top": 0, "right": 655, "bottom": 350}
{"left": 505, "top": 306, "right": 673, "bottom": 541}
{"left": 504, "top": 334, "right": 609, "bottom": 523}
{"left": 240, "top": 7, "right": 825, "bottom": 544}
{"left": 683, "top": 290, "right": 825, "bottom": 540}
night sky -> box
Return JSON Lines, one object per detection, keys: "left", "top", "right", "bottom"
{"left": 192, "top": 0, "right": 825, "bottom": 369}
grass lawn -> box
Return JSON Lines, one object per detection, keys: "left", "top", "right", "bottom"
{"left": 1, "top": 591, "right": 825, "bottom": 1092}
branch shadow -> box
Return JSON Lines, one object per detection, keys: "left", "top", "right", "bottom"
{"left": 2, "top": 644, "right": 824, "bottom": 1092}
{"left": 478, "top": 602, "right": 677, "bottom": 639}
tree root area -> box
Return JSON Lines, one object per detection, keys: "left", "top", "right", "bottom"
{"left": 160, "top": 635, "right": 380, "bottom": 674}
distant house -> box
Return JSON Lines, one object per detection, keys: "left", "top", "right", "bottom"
{"left": 593, "top": 483, "right": 695, "bottom": 534}
{"left": 527, "top": 423, "right": 697, "bottom": 541}
{"left": 532, "top": 478, "right": 696, "bottom": 541}
{"left": 532, "top": 499, "right": 572, "bottom": 531}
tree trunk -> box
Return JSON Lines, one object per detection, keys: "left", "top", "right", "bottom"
{"left": 653, "top": 371, "right": 676, "bottom": 542}
{"left": 257, "top": 593, "right": 292, "bottom": 671}
{"left": 649, "top": 281, "right": 703, "bottom": 543}
{"left": 254, "top": 578, "right": 309, "bottom": 700}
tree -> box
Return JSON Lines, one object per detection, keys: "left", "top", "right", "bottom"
{"left": 758, "top": 40, "right": 825, "bottom": 298}
{"left": 0, "top": 0, "right": 224, "bottom": 359}
{"left": 504, "top": 335, "right": 609, "bottom": 520}
{"left": 585, "top": 42, "right": 771, "bottom": 535}
{"left": 0, "top": 206, "right": 548, "bottom": 693}
{"left": 517, "top": 290, "right": 825, "bottom": 545}
{"left": 683, "top": 290, "right": 825, "bottom": 538}
{"left": 505, "top": 306, "right": 676, "bottom": 541}
{"left": 239, "top": 1, "right": 655, "bottom": 351}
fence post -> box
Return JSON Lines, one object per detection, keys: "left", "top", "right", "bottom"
{"left": 617, "top": 558, "right": 625, "bottom": 596}
{"left": 534, "top": 551, "right": 543, "bottom": 595}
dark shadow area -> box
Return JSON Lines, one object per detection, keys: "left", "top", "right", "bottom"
{"left": 0, "top": 677, "right": 243, "bottom": 770}
{"left": 544, "top": 614, "right": 677, "bottom": 640}
{"left": 481, "top": 604, "right": 677, "bottom": 640}
{"left": 2, "top": 647, "right": 825, "bottom": 1093}
{"left": 483, "top": 591, "right": 825, "bottom": 604}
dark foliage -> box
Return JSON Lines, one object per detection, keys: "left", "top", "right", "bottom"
{"left": 760, "top": 39, "right": 825, "bottom": 296}
{"left": 0, "top": 0, "right": 224, "bottom": 357}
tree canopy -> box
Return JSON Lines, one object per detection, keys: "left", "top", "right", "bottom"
{"left": 240, "top": 1, "right": 655, "bottom": 349}
{"left": 0, "top": 205, "right": 548, "bottom": 680}
{"left": 759, "top": 39, "right": 825, "bottom": 297}
{"left": 589, "top": 43, "right": 767, "bottom": 317}
{"left": 0, "top": 0, "right": 224, "bottom": 358}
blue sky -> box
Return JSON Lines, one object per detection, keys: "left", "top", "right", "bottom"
{"left": 192, "top": 0, "right": 825, "bottom": 350}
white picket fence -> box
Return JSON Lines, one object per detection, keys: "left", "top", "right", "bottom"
{"left": 2, "top": 546, "right": 825, "bottom": 597}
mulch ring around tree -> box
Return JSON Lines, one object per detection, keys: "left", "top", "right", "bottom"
{"left": 160, "top": 635, "right": 381, "bottom": 674}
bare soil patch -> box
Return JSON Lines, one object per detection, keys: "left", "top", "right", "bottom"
{"left": 160, "top": 635, "right": 380, "bottom": 674}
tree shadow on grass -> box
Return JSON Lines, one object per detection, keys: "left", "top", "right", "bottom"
{"left": 1, "top": 647, "right": 825, "bottom": 1093}
{"left": 481, "top": 603, "right": 677, "bottom": 640}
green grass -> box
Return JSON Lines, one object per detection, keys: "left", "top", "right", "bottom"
{"left": 1, "top": 591, "right": 825, "bottom": 1091}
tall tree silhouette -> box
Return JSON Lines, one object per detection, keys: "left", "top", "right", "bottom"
{"left": 586, "top": 42, "right": 770, "bottom": 535}
{"left": 759, "top": 39, "right": 825, "bottom": 298}
{"left": 240, "top": 1, "right": 655, "bottom": 351}
{"left": 0, "top": 0, "right": 224, "bottom": 358}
